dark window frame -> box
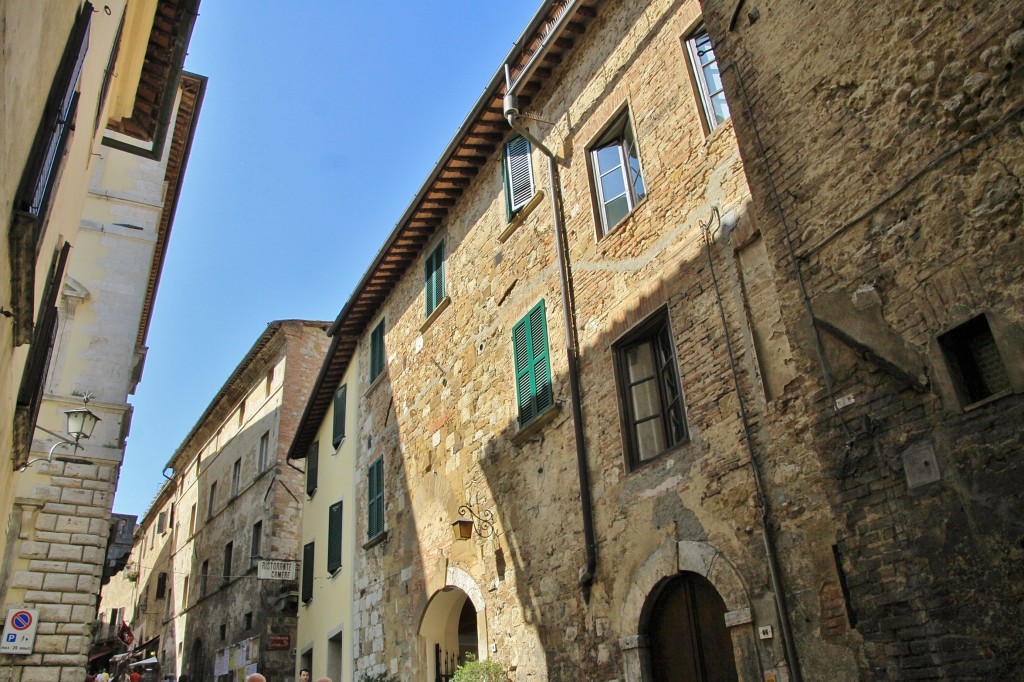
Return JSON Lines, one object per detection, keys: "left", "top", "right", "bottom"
{"left": 424, "top": 240, "right": 446, "bottom": 317}
{"left": 367, "top": 456, "right": 385, "bottom": 542}
{"left": 301, "top": 541, "right": 315, "bottom": 604}
{"left": 503, "top": 135, "right": 535, "bottom": 220}
{"left": 306, "top": 441, "right": 319, "bottom": 497}
{"left": 613, "top": 308, "right": 689, "bottom": 469}
{"left": 332, "top": 385, "right": 347, "bottom": 447}
{"left": 370, "top": 319, "right": 386, "bottom": 382}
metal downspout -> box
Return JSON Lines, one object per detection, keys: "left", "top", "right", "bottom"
{"left": 505, "top": 82, "right": 597, "bottom": 602}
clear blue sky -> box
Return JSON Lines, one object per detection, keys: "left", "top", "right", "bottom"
{"left": 113, "top": 1, "right": 541, "bottom": 516}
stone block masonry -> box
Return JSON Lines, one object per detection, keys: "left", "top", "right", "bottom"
{"left": 0, "top": 461, "right": 118, "bottom": 682}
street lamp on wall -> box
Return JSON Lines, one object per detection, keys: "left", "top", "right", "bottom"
{"left": 20, "top": 395, "right": 101, "bottom": 470}
{"left": 452, "top": 503, "right": 495, "bottom": 539}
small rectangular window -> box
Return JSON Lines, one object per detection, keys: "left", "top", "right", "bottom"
{"left": 332, "top": 385, "right": 347, "bottom": 447}
{"left": 219, "top": 624, "right": 226, "bottom": 641}
{"left": 327, "top": 501, "right": 343, "bottom": 573}
{"left": 182, "top": 577, "right": 189, "bottom": 608}
{"left": 189, "top": 504, "right": 197, "bottom": 536}
{"left": 302, "top": 541, "right": 315, "bottom": 603}
{"left": 512, "top": 300, "right": 554, "bottom": 426}
{"left": 258, "top": 431, "right": 270, "bottom": 472}
{"left": 370, "top": 319, "right": 386, "bottom": 382}
{"left": 589, "top": 110, "right": 646, "bottom": 235}
{"left": 200, "top": 560, "right": 209, "bottom": 597}
{"left": 265, "top": 368, "right": 274, "bottom": 397}
{"left": 685, "top": 24, "right": 730, "bottom": 132}
{"left": 503, "top": 135, "right": 535, "bottom": 220}
{"left": 157, "top": 511, "right": 167, "bottom": 534}
{"left": 251, "top": 520, "right": 263, "bottom": 569}
{"left": 223, "top": 542, "right": 233, "bottom": 584}
{"left": 306, "top": 441, "right": 319, "bottom": 497}
{"left": 231, "top": 459, "right": 241, "bottom": 497}
{"left": 367, "top": 456, "right": 385, "bottom": 541}
{"left": 207, "top": 482, "right": 217, "bottom": 519}
{"left": 244, "top": 612, "right": 253, "bottom": 630}
{"left": 424, "top": 240, "right": 446, "bottom": 317}
{"left": 155, "top": 572, "right": 167, "bottom": 599}
{"left": 938, "top": 314, "right": 1010, "bottom": 407}
{"left": 614, "top": 309, "right": 688, "bottom": 467}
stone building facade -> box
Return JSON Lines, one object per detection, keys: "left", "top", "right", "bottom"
{"left": 1, "top": 2, "right": 203, "bottom": 680}
{"left": 286, "top": 0, "right": 1023, "bottom": 681}
{"left": 98, "top": 320, "right": 331, "bottom": 681}
{"left": 699, "top": 0, "right": 1024, "bottom": 678}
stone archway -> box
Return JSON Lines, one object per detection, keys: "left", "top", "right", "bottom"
{"left": 620, "top": 540, "right": 758, "bottom": 681}
{"left": 418, "top": 566, "right": 487, "bottom": 682}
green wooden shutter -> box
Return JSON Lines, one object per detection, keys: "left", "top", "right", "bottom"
{"left": 424, "top": 241, "right": 445, "bottom": 316}
{"left": 327, "top": 501, "right": 342, "bottom": 573}
{"left": 332, "top": 385, "right": 347, "bottom": 447}
{"left": 513, "top": 300, "right": 552, "bottom": 425}
{"left": 306, "top": 442, "right": 318, "bottom": 497}
{"left": 504, "top": 136, "right": 535, "bottom": 220}
{"left": 370, "top": 319, "right": 385, "bottom": 381}
{"left": 301, "top": 541, "right": 314, "bottom": 603}
{"left": 367, "top": 456, "right": 384, "bottom": 539}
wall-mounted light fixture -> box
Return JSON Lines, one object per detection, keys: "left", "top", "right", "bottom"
{"left": 452, "top": 503, "right": 495, "bottom": 540}
{"left": 20, "top": 395, "right": 101, "bottom": 470}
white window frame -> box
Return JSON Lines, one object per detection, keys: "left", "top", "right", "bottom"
{"left": 590, "top": 110, "right": 646, "bottom": 235}
{"left": 685, "top": 25, "right": 730, "bottom": 133}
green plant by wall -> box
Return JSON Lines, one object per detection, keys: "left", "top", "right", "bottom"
{"left": 451, "top": 654, "right": 507, "bottom": 682}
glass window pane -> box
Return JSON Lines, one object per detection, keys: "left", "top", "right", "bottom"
{"left": 600, "top": 169, "right": 627, "bottom": 204}
{"left": 626, "top": 342, "right": 655, "bottom": 382}
{"left": 603, "top": 194, "right": 630, "bottom": 228}
{"left": 702, "top": 62, "right": 724, "bottom": 94}
{"left": 595, "top": 144, "right": 622, "bottom": 173}
{"left": 635, "top": 417, "right": 666, "bottom": 461}
{"left": 631, "top": 378, "right": 661, "bottom": 420}
{"left": 711, "top": 94, "right": 731, "bottom": 124}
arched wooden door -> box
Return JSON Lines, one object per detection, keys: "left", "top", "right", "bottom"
{"left": 645, "top": 572, "right": 738, "bottom": 682}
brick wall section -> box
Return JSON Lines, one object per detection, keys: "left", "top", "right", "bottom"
{"left": 704, "top": 0, "right": 1024, "bottom": 678}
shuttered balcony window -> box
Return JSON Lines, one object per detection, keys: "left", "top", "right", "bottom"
{"left": 424, "top": 240, "right": 446, "bottom": 317}
{"left": 306, "top": 441, "right": 319, "bottom": 497}
{"left": 503, "top": 135, "right": 535, "bottom": 221}
{"left": 512, "top": 300, "right": 553, "bottom": 427}
{"left": 301, "top": 542, "right": 315, "bottom": 604}
{"left": 367, "top": 456, "right": 385, "bottom": 541}
{"left": 332, "top": 385, "right": 347, "bottom": 447}
{"left": 370, "top": 319, "right": 386, "bottom": 382}
{"left": 327, "top": 501, "right": 343, "bottom": 573}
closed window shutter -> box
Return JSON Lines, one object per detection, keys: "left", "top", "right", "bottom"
{"left": 368, "top": 457, "right": 384, "bottom": 539}
{"left": 370, "top": 319, "right": 385, "bottom": 381}
{"left": 424, "top": 241, "right": 445, "bottom": 316}
{"left": 529, "top": 303, "right": 553, "bottom": 414}
{"left": 301, "top": 542, "right": 314, "bottom": 603}
{"left": 332, "top": 385, "right": 347, "bottom": 447}
{"left": 327, "top": 502, "right": 343, "bottom": 573}
{"left": 504, "top": 136, "right": 535, "bottom": 214}
{"left": 512, "top": 300, "right": 552, "bottom": 425}
{"left": 306, "top": 442, "right": 318, "bottom": 496}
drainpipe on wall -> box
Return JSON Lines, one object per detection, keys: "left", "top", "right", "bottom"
{"left": 504, "top": 69, "right": 598, "bottom": 603}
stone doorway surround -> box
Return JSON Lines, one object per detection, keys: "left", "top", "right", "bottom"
{"left": 417, "top": 565, "right": 489, "bottom": 681}
{"left": 620, "top": 540, "right": 760, "bottom": 681}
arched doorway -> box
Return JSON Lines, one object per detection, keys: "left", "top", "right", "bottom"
{"left": 643, "top": 572, "right": 738, "bottom": 682}
{"left": 189, "top": 638, "right": 204, "bottom": 681}
{"left": 419, "top": 587, "right": 480, "bottom": 681}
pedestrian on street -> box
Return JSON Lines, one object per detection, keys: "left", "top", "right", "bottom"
{"left": 299, "top": 668, "right": 311, "bottom": 682}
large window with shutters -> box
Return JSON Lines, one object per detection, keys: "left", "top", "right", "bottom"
{"left": 512, "top": 301, "right": 553, "bottom": 427}
{"left": 332, "top": 385, "right": 347, "bottom": 447}
{"left": 589, "top": 109, "right": 646, "bottom": 235}
{"left": 370, "top": 319, "right": 386, "bottom": 383}
{"left": 17, "top": 2, "right": 91, "bottom": 227}
{"left": 367, "top": 456, "right": 385, "bottom": 542}
{"left": 302, "top": 542, "right": 315, "bottom": 604}
{"left": 613, "top": 308, "right": 688, "bottom": 468}
{"left": 503, "top": 135, "right": 535, "bottom": 220}
{"left": 327, "top": 501, "right": 343, "bottom": 574}
{"left": 424, "top": 240, "right": 445, "bottom": 317}
{"left": 306, "top": 441, "right": 319, "bottom": 497}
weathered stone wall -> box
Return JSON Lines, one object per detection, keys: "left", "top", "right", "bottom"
{"left": 345, "top": 0, "right": 855, "bottom": 680}
{"left": 702, "top": 0, "right": 1024, "bottom": 678}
